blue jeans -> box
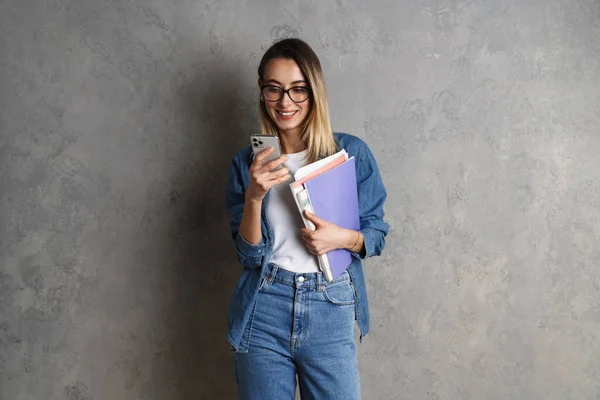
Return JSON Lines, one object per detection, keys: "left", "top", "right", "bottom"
{"left": 233, "top": 264, "right": 361, "bottom": 400}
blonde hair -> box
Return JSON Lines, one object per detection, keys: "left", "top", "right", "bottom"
{"left": 257, "top": 38, "right": 337, "bottom": 163}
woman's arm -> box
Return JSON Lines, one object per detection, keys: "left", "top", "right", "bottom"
{"left": 226, "top": 149, "right": 289, "bottom": 268}
{"left": 351, "top": 141, "right": 389, "bottom": 260}
{"left": 238, "top": 198, "right": 263, "bottom": 245}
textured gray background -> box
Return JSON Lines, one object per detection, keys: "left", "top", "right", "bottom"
{"left": 1, "top": 0, "right": 600, "bottom": 399}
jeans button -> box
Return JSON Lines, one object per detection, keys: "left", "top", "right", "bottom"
{"left": 298, "top": 276, "right": 305, "bottom": 283}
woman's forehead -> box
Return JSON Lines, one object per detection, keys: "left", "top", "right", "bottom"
{"left": 262, "top": 58, "right": 306, "bottom": 83}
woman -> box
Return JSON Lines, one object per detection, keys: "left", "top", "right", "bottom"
{"left": 225, "top": 38, "right": 389, "bottom": 400}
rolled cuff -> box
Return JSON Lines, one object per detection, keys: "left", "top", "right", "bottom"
{"left": 235, "top": 232, "right": 265, "bottom": 268}
{"left": 350, "top": 228, "right": 382, "bottom": 260}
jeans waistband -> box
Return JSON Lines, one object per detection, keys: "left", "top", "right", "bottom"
{"left": 264, "top": 263, "right": 351, "bottom": 289}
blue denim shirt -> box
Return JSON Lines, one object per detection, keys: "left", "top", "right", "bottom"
{"left": 225, "top": 132, "right": 389, "bottom": 351}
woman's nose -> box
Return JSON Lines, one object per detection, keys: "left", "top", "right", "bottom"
{"left": 279, "top": 91, "right": 294, "bottom": 106}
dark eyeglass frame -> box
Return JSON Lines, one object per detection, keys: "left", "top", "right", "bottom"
{"left": 260, "top": 85, "right": 312, "bottom": 103}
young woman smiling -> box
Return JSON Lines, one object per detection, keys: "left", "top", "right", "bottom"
{"left": 226, "top": 38, "right": 389, "bottom": 400}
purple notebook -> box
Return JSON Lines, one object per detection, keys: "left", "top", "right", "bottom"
{"left": 304, "top": 157, "right": 360, "bottom": 278}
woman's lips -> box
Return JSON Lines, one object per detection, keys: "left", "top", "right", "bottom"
{"left": 276, "top": 110, "right": 298, "bottom": 120}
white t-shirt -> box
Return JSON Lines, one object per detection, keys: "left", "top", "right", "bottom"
{"left": 267, "top": 149, "right": 320, "bottom": 273}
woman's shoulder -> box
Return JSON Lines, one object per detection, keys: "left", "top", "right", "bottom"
{"left": 333, "top": 132, "right": 373, "bottom": 161}
{"left": 230, "top": 145, "right": 254, "bottom": 168}
{"left": 333, "top": 132, "right": 367, "bottom": 148}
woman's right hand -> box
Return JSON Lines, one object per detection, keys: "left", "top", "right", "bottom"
{"left": 246, "top": 147, "right": 291, "bottom": 203}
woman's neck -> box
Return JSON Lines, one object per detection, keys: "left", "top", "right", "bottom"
{"left": 278, "top": 132, "right": 307, "bottom": 154}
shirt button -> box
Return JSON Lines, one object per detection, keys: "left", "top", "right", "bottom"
{"left": 298, "top": 276, "right": 305, "bottom": 283}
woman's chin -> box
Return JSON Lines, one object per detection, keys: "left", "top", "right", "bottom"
{"left": 274, "top": 122, "right": 302, "bottom": 134}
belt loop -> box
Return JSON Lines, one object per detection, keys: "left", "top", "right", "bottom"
{"left": 317, "top": 271, "right": 323, "bottom": 291}
{"left": 267, "top": 265, "right": 278, "bottom": 283}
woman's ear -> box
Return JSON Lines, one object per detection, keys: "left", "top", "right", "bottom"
{"left": 257, "top": 79, "right": 264, "bottom": 101}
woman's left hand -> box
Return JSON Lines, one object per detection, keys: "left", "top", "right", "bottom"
{"left": 300, "top": 211, "right": 358, "bottom": 256}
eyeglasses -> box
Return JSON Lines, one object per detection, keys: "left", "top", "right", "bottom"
{"left": 261, "top": 85, "right": 312, "bottom": 103}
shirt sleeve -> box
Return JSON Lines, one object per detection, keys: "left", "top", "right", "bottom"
{"left": 225, "top": 156, "right": 264, "bottom": 269}
{"left": 350, "top": 142, "right": 390, "bottom": 260}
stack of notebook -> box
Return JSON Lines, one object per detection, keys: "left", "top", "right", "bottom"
{"left": 289, "top": 150, "right": 360, "bottom": 282}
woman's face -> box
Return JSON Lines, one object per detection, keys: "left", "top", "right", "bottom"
{"left": 260, "top": 58, "right": 311, "bottom": 138}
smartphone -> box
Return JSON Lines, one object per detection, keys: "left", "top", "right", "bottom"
{"left": 250, "top": 134, "right": 284, "bottom": 171}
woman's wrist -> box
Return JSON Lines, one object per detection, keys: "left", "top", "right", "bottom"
{"left": 342, "top": 229, "right": 362, "bottom": 252}
{"left": 245, "top": 196, "right": 263, "bottom": 209}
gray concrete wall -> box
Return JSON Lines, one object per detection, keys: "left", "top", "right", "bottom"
{"left": 1, "top": 0, "right": 599, "bottom": 399}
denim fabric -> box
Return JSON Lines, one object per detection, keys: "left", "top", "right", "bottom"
{"left": 225, "top": 133, "right": 389, "bottom": 352}
{"left": 234, "top": 265, "right": 360, "bottom": 400}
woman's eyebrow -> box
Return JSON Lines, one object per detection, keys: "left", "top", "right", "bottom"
{"left": 264, "top": 79, "right": 307, "bottom": 85}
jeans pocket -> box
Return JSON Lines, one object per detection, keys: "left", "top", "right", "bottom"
{"left": 323, "top": 280, "right": 356, "bottom": 306}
